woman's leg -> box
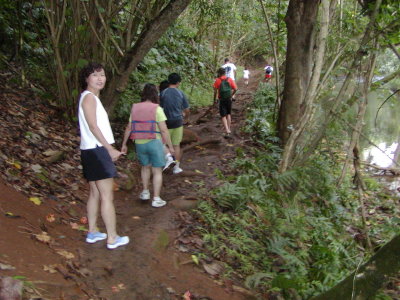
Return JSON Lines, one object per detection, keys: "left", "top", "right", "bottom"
{"left": 152, "top": 167, "right": 163, "bottom": 198}
{"left": 141, "top": 165, "right": 151, "bottom": 190}
{"left": 95, "top": 178, "right": 117, "bottom": 244}
{"left": 87, "top": 181, "right": 100, "bottom": 233}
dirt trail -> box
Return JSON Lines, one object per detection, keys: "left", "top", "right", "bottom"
{"left": 76, "top": 70, "right": 263, "bottom": 300}
{"left": 0, "top": 68, "right": 264, "bottom": 300}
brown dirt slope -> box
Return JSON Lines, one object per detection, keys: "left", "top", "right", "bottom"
{"left": 0, "top": 69, "right": 264, "bottom": 300}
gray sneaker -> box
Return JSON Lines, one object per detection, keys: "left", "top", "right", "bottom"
{"left": 139, "top": 190, "right": 150, "bottom": 200}
{"left": 173, "top": 166, "right": 183, "bottom": 174}
{"left": 152, "top": 197, "right": 166, "bottom": 208}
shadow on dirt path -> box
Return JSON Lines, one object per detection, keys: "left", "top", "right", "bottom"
{"left": 77, "top": 69, "right": 265, "bottom": 300}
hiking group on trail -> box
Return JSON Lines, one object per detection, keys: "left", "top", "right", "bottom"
{"left": 77, "top": 58, "right": 254, "bottom": 249}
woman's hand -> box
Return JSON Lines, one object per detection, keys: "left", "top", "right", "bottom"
{"left": 108, "top": 147, "right": 122, "bottom": 162}
{"left": 121, "top": 144, "right": 128, "bottom": 155}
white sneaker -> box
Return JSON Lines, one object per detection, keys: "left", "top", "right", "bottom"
{"left": 107, "top": 236, "right": 130, "bottom": 250}
{"left": 152, "top": 197, "right": 166, "bottom": 208}
{"left": 139, "top": 190, "right": 150, "bottom": 200}
{"left": 173, "top": 166, "right": 183, "bottom": 174}
{"left": 163, "top": 156, "right": 176, "bottom": 171}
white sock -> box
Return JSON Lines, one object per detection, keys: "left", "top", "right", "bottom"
{"left": 165, "top": 153, "right": 172, "bottom": 160}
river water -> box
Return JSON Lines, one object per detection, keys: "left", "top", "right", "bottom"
{"left": 361, "top": 89, "right": 400, "bottom": 192}
{"left": 362, "top": 90, "right": 400, "bottom": 168}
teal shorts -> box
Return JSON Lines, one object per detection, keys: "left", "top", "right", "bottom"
{"left": 135, "top": 139, "right": 165, "bottom": 167}
{"left": 168, "top": 126, "right": 183, "bottom": 145}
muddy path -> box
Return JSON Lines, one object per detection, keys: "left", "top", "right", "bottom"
{"left": 76, "top": 71, "right": 263, "bottom": 300}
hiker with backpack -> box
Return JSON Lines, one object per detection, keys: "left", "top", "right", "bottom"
{"left": 222, "top": 58, "right": 237, "bottom": 81}
{"left": 264, "top": 63, "right": 273, "bottom": 82}
{"left": 213, "top": 67, "right": 238, "bottom": 138}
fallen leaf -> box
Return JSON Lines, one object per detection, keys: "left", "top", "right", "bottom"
{"left": 13, "top": 162, "right": 22, "bottom": 169}
{"left": 226, "top": 144, "right": 234, "bottom": 147}
{"left": 43, "top": 149, "right": 60, "bottom": 156}
{"left": 191, "top": 255, "right": 199, "bottom": 265}
{"left": 0, "top": 263, "right": 15, "bottom": 270}
{"left": 43, "top": 264, "right": 57, "bottom": 273}
{"left": 46, "top": 214, "right": 55, "bottom": 222}
{"left": 184, "top": 179, "right": 192, "bottom": 184}
{"left": 80, "top": 216, "right": 88, "bottom": 224}
{"left": 70, "top": 222, "right": 79, "bottom": 230}
{"left": 35, "top": 232, "right": 51, "bottom": 243}
{"left": 166, "top": 287, "right": 176, "bottom": 294}
{"left": 195, "top": 169, "right": 203, "bottom": 174}
{"left": 29, "top": 197, "right": 41, "bottom": 205}
{"left": 111, "top": 283, "right": 126, "bottom": 293}
{"left": 56, "top": 250, "right": 75, "bottom": 259}
{"left": 5, "top": 212, "right": 21, "bottom": 218}
{"left": 78, "top": 225, "right": 87, "bottom": 231}
{"left": 31, "top": 164, "right": 43, "bottom": 173}
{"left": 203, "top": 261, "right": 224, "bottom": 276}
{"left": 132, "top": 216, "right": 141, "bottom": 220}
{"left": 178, "top": 244, "right": 189, "bottom": 253}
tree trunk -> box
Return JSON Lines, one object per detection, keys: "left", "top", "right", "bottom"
{"left": 277, "top": 0, "right": 320, "bottom": 145}
{"left": 338, "top": 40, "right": 377, "bottom": 184}
{"left": 310, "top": 234, "right": 400, "bottom": 300}
{"left": 279, "top": 0, "right": 331, "bottom": 172}
{"left": 102, "top": 0, "right": 192, "bottom": 114}
{"left": 283, "top": 0, "right": 383, "bottom": 170}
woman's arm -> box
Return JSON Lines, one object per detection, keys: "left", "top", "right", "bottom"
{"left": 158, "top": 121, "right": 175, "bottom": 155}
{"left": 121, "top": 122, "right": 131, "bottom": 154}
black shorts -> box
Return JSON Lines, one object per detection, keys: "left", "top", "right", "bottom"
{"left": 219, "top": 99, "right": 232, "bottom": 117}
{"left": 81, "top": 146, "right": 117, "bottom": 181}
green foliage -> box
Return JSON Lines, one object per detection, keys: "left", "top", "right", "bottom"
{"left": 243, "top": 84, "right": 278, "bottom": 144}
{"left": 114, "top": 23, "right": 214, "bottom": 120}
{"left": 195, "top": 84, "right": 399, "bottom": 299}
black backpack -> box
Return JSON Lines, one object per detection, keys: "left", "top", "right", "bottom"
{"left": 219, "top": 79, "right": 232, "bottom": 100}
{"left": 265, "top": 66, "right": 272, "bottom": 74}
{"left": 225, "top": 66, "right": 231, "bottom": 75}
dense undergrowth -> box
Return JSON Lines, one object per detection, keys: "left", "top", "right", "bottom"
{"left": 195, "top": 84, "right": 400, "bottom": 299}
{"left": 114, "top": 24, "right": 215, "bottom": 121}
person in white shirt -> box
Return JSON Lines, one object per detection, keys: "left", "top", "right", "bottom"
{"left": 222, "top": 58, "right": 237, "bottom": 81}
{"left": 78, "top": 62, "right": 129, "bottom": 250}
{"left": 243, "top": 67, "right": 250, "bottom": 86}
{"left": 264, "top": 63, "right": 274, "bottom": 83}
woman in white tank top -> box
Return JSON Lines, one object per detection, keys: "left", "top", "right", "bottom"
{"left": 78, "top": 62, "right": 129, "bottom": 250}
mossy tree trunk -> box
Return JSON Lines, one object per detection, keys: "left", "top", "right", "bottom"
{"left": 311, "top": 235, "right": 400, "bottom": 300}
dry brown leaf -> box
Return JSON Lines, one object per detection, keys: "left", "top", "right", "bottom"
{"left": 203, "top": 261, "right": 224, "bottom": 276}
{"left": 43, "top": 264, "right": 57, "bottom": 273}
{"left": 31, "top": 164, "right": 42, "bottom": 173}
{"left": 35, "top": 232, "right": 51, "bottom": 243}
{"left": 56, "top": 250, "right": 75, "bottom": 259}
